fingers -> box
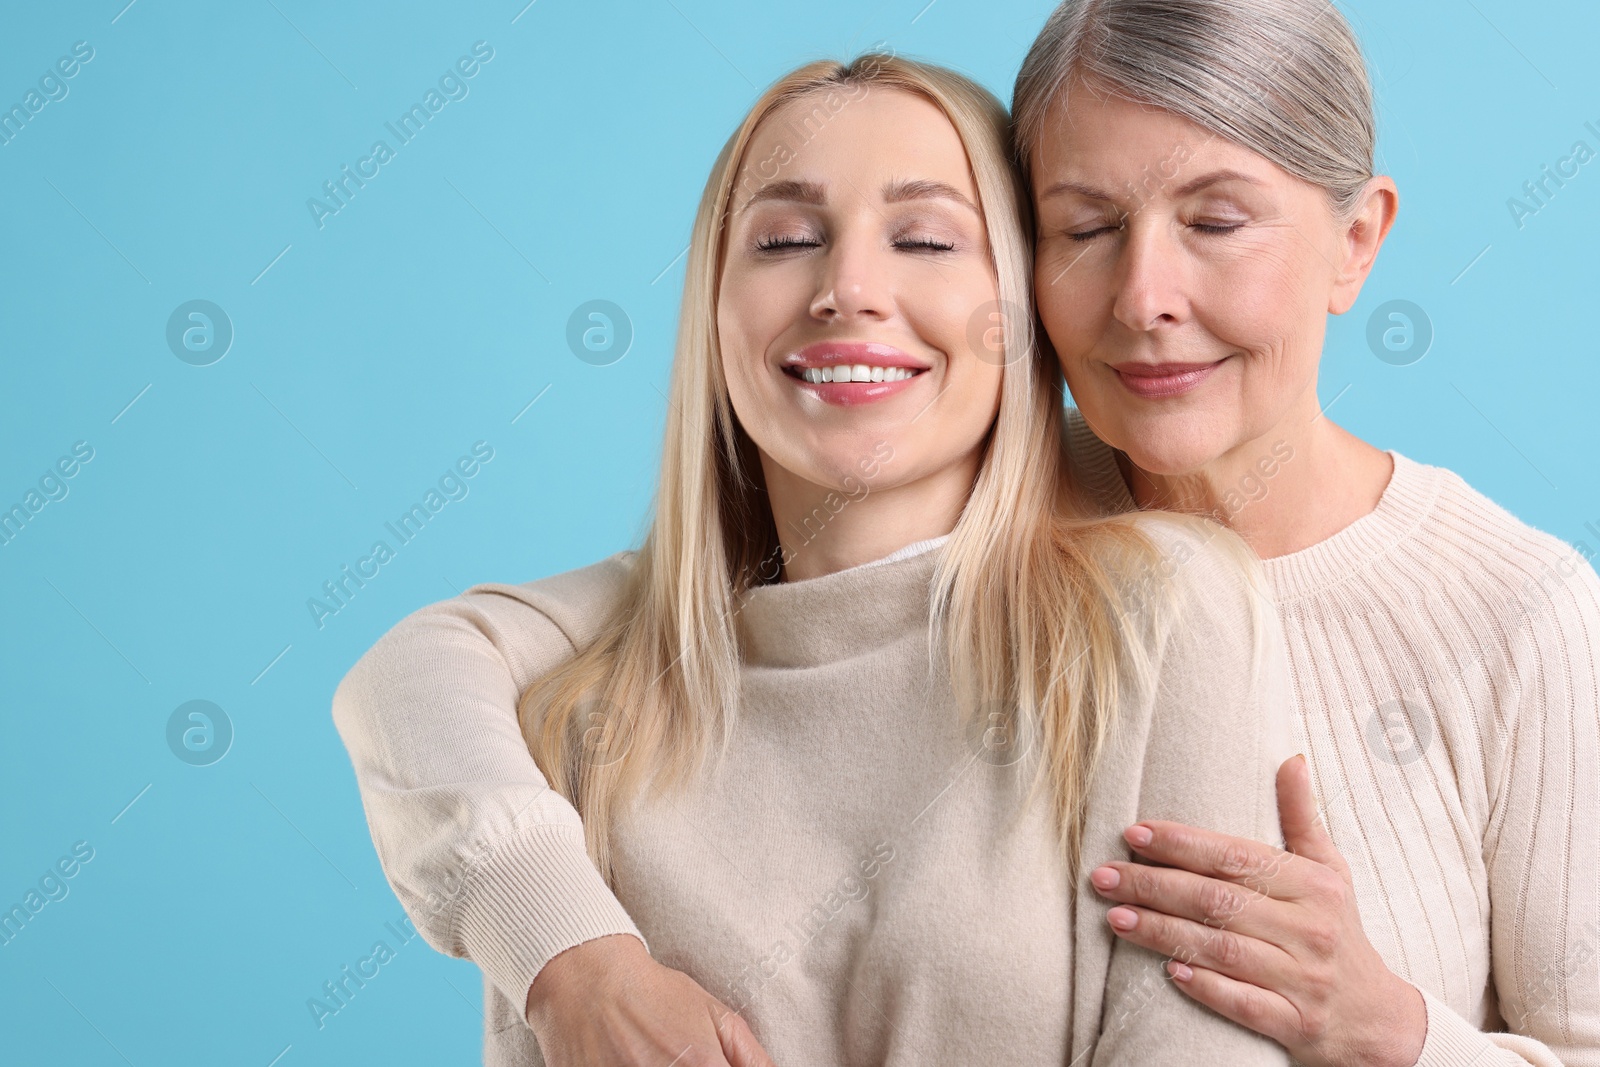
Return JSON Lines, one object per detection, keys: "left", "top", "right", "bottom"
{"left": 1122, "top": 821, "right": 1314, "bottom": 898}
{"left": 1090, "top": 861, "right": 1289, "bottom": 942}
{"left": 715, "top": 1006, "right": 780, "bottom": 1067}
{"left": 1276, "top": 755, "right": 1346, "bottom": 872}
{"left": 1165, "top": 961, "right": 1303, "bottom": 1053}
{"left": 1104, "top": 903, "right": 1297, "bottom": 989}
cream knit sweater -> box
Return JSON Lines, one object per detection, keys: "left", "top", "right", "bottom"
{"left": 1061, "top": 409, "right": 1600, "bottom": 1066}
{"left": 333, "top": 519, "right": 1296, "bottom": 1065}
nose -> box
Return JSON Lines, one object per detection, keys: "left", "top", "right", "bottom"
{"left": 1111, "top": 215, "right": 1187, "bottom": 333}
{"left": 809, "top": 227, "right": 891, "bottom": 323}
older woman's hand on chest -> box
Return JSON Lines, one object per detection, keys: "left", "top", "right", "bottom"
{"left": 1087, "top": 755, "right": 1429, "bottom": 1067}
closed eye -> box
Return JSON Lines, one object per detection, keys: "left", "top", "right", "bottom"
{"left": 1066, "top": 226, "right": 1118, "bottom": 243}
{"left": 755, "top": 235, "right": 822, "bottom": 253}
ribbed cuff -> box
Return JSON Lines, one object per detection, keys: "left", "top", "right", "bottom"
{"left": 1413, "top": 988, "right": 1498, "bottom": 1067}
{"left": 451, "top": 822, "right": 648, "bottom": 1021}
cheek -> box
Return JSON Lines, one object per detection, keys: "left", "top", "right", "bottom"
{"left": 714, "top": 290, "right": 768, "bottom": 427}
{"left": 1033, "top": 260, "right": 1100, "bottom": 366}
{"left": 718, "top": 270, "right": 786, "bottom": 364}
{"left": 1195, "top": 240, "right": 1322, "bottom": 349}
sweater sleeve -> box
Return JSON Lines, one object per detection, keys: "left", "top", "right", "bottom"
{"left": 1412, "top": 548, "right": 1600, "bottom": 1067}
{"left": 1089, "top": 519, "right": 1296, "bottom": 1066}
{"left": 330, "top": 580, "right": 647, "bottom": 1019}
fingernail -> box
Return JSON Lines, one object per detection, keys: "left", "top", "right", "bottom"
{"left": 1107, "top": 907, "right": 1138, "bottom": 931}
{"left": 1090, "top": 866, "right": 1120, "bottom": 891}
{"left": 1125, "top": 825, "right": 1153, "bottom": 848}
{"left": 1167, "top": 961, "right": 1193, "bottom": 982}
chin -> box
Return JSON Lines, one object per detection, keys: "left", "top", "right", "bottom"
{"left": 1092, "top": 406, "right": 1236, "bottom": 479}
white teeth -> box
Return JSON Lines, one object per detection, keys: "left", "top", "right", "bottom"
{"left": 796, "top": 365, "right": 919, "bottom": 383}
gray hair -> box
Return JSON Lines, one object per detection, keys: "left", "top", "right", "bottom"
{"left": 1012, "top": 0, "right": 1377, "bottom": 221}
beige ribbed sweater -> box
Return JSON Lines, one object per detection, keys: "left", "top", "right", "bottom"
{"left": 1061, "top": 409, "right": 1600, "bottom": 1067}
{"left": 333, "top": 519, "right": 1295, "bottom": 1065}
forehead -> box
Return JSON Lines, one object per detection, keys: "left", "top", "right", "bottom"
{"left": 1029, "top": 80, "right": 1276, "bottom": 188}
{"left": 732, "top": 84, "right": 978, "bottom": 209}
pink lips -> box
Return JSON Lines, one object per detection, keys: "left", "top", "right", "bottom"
{"left": 1110, "top": 360, "right": 1223, "bottom": 399}
{"left": 783, "top": 342, "right": 931, "bottom": 407}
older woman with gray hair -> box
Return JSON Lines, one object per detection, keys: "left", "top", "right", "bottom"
{"left": 1014, "top": 1, "right": 1600, "bottom": 1065}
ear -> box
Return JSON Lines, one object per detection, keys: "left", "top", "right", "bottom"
{"left": 1327, "top": 176, "right": 1399, "bottom": 316}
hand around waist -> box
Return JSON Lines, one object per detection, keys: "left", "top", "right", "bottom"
{"left": 526, "top": 933, "right": 780, "bottom": 1067}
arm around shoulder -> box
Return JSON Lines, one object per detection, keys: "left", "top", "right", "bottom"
{"left": 330, "top": 569, "right": 647, "bottom": 1016}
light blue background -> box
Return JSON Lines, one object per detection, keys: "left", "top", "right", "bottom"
{"left": 1, "top": 0, "right": 1595, "bottom": 1063}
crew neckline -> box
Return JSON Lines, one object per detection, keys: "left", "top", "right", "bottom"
{"left": 1063, "top": 408, "right": 1445, "bottom": 603}
{"left": 1256, "top": 453, "right": 1443, "bottom": 601}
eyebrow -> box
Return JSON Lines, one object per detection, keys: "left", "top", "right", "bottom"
{"left": 741, "top": 179, "right": 826, "bottom": 211}
{"left": 883, "top": 178, "right": 979, "bottom": 213}
{"left": 738, "top": 176, "right": 979, "bottom": 214}
{"left": 1038, "top": 168, "right": 1265, "bottom": 203}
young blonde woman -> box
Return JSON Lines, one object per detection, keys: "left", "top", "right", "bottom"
{"left": 1012, "top": 1, "right": 1600, "bottom": 1065}
{"left": 334, "top": 55, "right": 1295, "bottom": 1067}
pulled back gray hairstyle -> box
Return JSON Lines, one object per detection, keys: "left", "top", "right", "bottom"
{"left": 1012, "top": 0, "right": 1377, "bottom": 221}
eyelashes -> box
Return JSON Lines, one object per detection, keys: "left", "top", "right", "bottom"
{"left": 1064, "top": 221, "right": 1245, "bottom": 243}
{"left": 754, "top": 234, "right": 820, "bottom": 252}
{"left": 751, "top": 232, "right": 959, "bottom": 254}
{"left": 1065, "top": 226, "right": 1114, "bottom": 244}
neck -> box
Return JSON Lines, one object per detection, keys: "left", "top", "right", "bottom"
{"left": 1118, "top": 386, "right": 1394, "bottom": 559}
{"left": 762, "top": 452, "right": 973, "bottom": 583}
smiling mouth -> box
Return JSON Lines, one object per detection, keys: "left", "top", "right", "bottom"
{"left": 1110, "top": 358, "right": 1227, "bottom": 399}
{"left": 783, "top": 364, "right": 924, "bottom": 384}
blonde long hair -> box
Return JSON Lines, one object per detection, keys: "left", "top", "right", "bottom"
{"left": 519, "top": 53, "right": 1176, "bottom": 882}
